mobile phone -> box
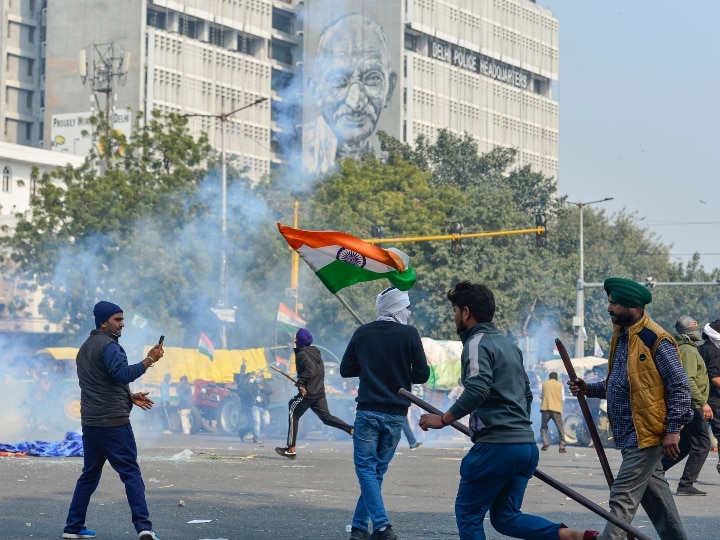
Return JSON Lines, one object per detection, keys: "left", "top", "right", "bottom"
{"left": 159, "top": 335, "right": 165, "bottom": 345}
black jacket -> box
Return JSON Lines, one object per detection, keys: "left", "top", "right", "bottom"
{"left": 699, "top": 339, "right": 720, "bottom": 401}
{"left": 340, "top": 320, "right": 429, "bottom": 416}
{"left": 294, "top": 345, "right": 325, "bottom": 398}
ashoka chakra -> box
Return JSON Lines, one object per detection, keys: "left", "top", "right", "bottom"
{"left": 336, "top": 248, "right": 366, "bottom": 268}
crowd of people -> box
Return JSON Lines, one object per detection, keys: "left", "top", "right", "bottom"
{"left": 60, "top": 276, "right": 720, "bottom": 540}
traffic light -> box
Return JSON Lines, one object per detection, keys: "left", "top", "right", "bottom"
{"left": 370, "top": 225, "right": 384, "bottom": 239}
{"left": 449, "top": 221, "right": 464, "bottom": 255}
{"left": 535, "top": 214, "right": 547, "bottom": 248}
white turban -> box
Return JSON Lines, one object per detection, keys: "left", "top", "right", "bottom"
{"left": 376, "top": 287, "right": 410, "bottom": 317}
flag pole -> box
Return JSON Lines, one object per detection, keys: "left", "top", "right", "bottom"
{"left": 334, "top": 293, "right": 365, "bottom": 325}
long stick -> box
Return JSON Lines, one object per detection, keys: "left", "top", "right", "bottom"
{"left": 398, "top": 388, "right": 652, "bottom": 540}
{"left": 268, "top": 364, "right": 298, "bottom": 384}
{"left": 334, "top": 293, "right": 366, "bottom": 325}
{"left": 555, "top": 338, "right": 616, "bottom": 488}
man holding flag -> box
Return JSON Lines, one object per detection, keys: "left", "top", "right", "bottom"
{"left": 340, "top": 287, "right": 429, "bottom": 540}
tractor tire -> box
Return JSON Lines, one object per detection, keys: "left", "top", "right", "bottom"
{"left": 563, "top": 412, "right": 590, "bottom": 446}
{"left": 217, "top": 396, "right": 242, "bottom": 434}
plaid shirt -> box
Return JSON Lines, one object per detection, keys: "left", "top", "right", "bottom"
{"left": 587, "top": 328, "right": 691, "bottom": 450}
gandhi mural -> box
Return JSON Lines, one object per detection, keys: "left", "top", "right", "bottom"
{"left": 303, "top": 14, "right": 397, "bottom": 174}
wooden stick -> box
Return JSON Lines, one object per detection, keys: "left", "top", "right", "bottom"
{"left": 268, "top": 364, "right": 297, "bottom": 384}
{"left": 555, "top": 338, "right": 616, "bottom": 488}
{"left": 397, "top": 388, "right": 652, "bottom": 540}
{"left": 333, "top": 293, "right": 366, "bottom": 325}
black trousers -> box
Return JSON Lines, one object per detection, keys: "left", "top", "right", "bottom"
{"left": 661, "top": 408, "right": 711, "bottom": 488}
{"left": 286, "top": 393, "right": 353, "bottom": 448}
{"left": 707, "top": 397, "right": 720, "bottom": 443}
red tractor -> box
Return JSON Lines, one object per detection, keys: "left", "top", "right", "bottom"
{"left": 186, "top": 378, "right": 249, "bottom": 435}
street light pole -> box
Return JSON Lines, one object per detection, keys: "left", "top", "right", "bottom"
{"left": 570, "top": 197, "right": 613, "bottom": 358}
{"left": 183, "top": 97, "right": 267, "bottom": 348}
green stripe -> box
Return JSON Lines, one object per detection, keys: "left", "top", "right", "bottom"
{"left": 316, "top": 260, "right": 416, "bottom": 293}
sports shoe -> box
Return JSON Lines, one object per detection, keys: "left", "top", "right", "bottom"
{"left": 541, "top": 445, "right": 549, "bottom": 451}
{"left": 138, "top": 531, "right": 160, "bottom": 540}
{"left": 275, "top": 446, "right": 296, "bottom": 459}
{"left": 409, "top": 442, "right": 423, "bottom": 451}
{"left": 559, "top": 448, "right": 567, "bottom": 453}
{"left": 162, "top": 430, "right": 172, "bottom": 435}
{"left": 349, "top": 526, "right": 370, "bottom": 540}
{"left": 716, "top": 461, "right": 720, "bottom": 474}
{"left": 676, "top": 486, "right": 706, "bottom": 496}
{"left": 370, "top": 525, "right": 398, "bottom": 540}
{"left": 583, "top": 531, "right": 600, "bottom": 539}
{"left": 253, "top": 436, "right": 264, "bottom": 444}
{"left": 62, "top": 528, "right": 97, "bottom": 539}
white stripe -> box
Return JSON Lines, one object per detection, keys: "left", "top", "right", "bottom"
{"left": 466, "top": 333, "right": 485, "bottom": 377}
{"left": 298, "top": 244, "right": 397, "bottom": 273}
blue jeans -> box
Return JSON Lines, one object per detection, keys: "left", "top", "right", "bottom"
{"left": 402, "top": 416, "right": 417, "bottom": 446}
{"left": 64, "top": 424, "right": 152, "bottom": 534}
{"left": 601, "top": 444, "right": 687, "bottom": 540}
{"left": 251, "top": 405, "right": 270, "bottom": 439}
{"left": 351, "top": 410, "right": 405, "bottom": 532}
{"left": 456, "top": 442, "right": 562, "bottom": 540}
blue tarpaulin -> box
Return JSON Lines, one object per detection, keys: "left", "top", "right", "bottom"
{"left": 0, "top": 431, "right": 83, "bottom": 457}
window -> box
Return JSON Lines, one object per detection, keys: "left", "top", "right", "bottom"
{"left": 208, "top": 25, "right": 223, "bottom": 46}
{"left": 272, "top": 10, "right": 293, "bottom": 34}
{"left": 2, "top": 167, "right": 11, "bottom": 193}
{"left": 29, "top": 0, "right": 36, "bottom": 12}
{"left": 26, "top": 90, "right": 32, "bottom": 108}
{"left": 404, "top": 34, "right": 416, "bottom": 51}
{"left": 179, "top": 17, "right": 197, "bottom": 39}
{"left": 271, "top": 41, "right": 292, "bottom": 65}
{"left": 29, "top": 27, "right": 35, "bottom": 43}
{"left": 147, "top": 9, "right": 167, "bottom": 30}
{"left": 25, "top": 122, "right": 32, "bottom": 140}
{"left": 27, "top": 58, "right": 34, "bottom": 76}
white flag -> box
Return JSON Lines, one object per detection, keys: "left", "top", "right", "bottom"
{"left": 211, "top": 307, "right": 236, "bottom": 323}
{"left": 594, "top": 336, "right": 604, "bottom": 358}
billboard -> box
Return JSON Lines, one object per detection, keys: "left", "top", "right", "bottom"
{"left": 302, "top": 0, "right": 403, "bottom": 174}
{"left": 50, "top": 110, "right": 133, "bottom": 157}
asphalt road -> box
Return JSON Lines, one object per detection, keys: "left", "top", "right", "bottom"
{"left": 2, "top": 428, "right": 719, "bottom": 540}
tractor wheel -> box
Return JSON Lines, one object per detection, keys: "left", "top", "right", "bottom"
{"left": 217, "top": 396, "right": 242, "bottom": 434}
{"left": 563, "top": 412, "right": 588, "bottom": 446}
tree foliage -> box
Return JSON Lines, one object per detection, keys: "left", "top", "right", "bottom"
{"left": 2, "top": 119, "right": 719, "bottom": 360}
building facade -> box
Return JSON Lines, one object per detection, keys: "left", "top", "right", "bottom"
{"left": 0, "top": 141, "right": 83, "bottom": 333}
{"left": 1, "top": 0, "right": 46, "bottom": 148}
{"left": 35, "top": 0, "right": 556, "bottom": 180}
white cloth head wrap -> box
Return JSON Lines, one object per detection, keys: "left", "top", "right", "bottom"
{"left": 376, "top": 287, "right": 410, "bottom": 324}
{"left": 704, "top": 322, "right": 720, "bottom": 350}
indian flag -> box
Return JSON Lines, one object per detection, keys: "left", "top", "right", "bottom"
{"left": 277, "top": 302, "right": 306, "bottom": 334}
{"left": 278, "top": 223, "right": 416, "bottom": 293}
{"left": 198, "top": 332, "right": 215, "bottom": 361}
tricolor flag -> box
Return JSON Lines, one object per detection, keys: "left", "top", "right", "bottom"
{"left": 277, "top": 302, "right": 306, "bottom": 334}
{"left": 277, "top": 223, "right": 416, "bottom": 293}
{"left": 198, "top": 332, "right": 215, "bottom": 361}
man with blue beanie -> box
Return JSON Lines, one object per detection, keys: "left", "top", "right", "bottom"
{"left": 62, "top": 301, "right": 165, "bottom": 540}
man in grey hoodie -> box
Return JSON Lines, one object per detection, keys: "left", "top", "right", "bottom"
{"left": 420, "top": 282, "right": 597, "bottom": 540}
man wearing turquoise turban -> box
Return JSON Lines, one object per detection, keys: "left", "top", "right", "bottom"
{"left": 569, "top": 277, "right": 692, "bottom": 540}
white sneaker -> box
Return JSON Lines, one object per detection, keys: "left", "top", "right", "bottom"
{"left": 138, "top": 531, "right": 160, "bottom": 540}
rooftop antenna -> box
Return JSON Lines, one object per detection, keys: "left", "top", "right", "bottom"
{"left": 80, "top": 42, "right": 130, "bottom": 141}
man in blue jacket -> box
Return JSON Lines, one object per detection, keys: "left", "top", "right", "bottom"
{"left": 420, "top": 281, "right": 597, "bottom": 540}
{"left": 62, "top": 301, "right": 164, "bottom": 540}
{"left": 340, "top": 287, "right": 429, "bottom": 540}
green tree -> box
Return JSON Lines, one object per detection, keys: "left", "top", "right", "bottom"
{"left": 0, "top": 111, "right": 225, "bottom": 342}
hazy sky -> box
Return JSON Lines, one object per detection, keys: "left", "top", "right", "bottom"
{"left": 541, "top": 0, "right": 720, "bottom": 272}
